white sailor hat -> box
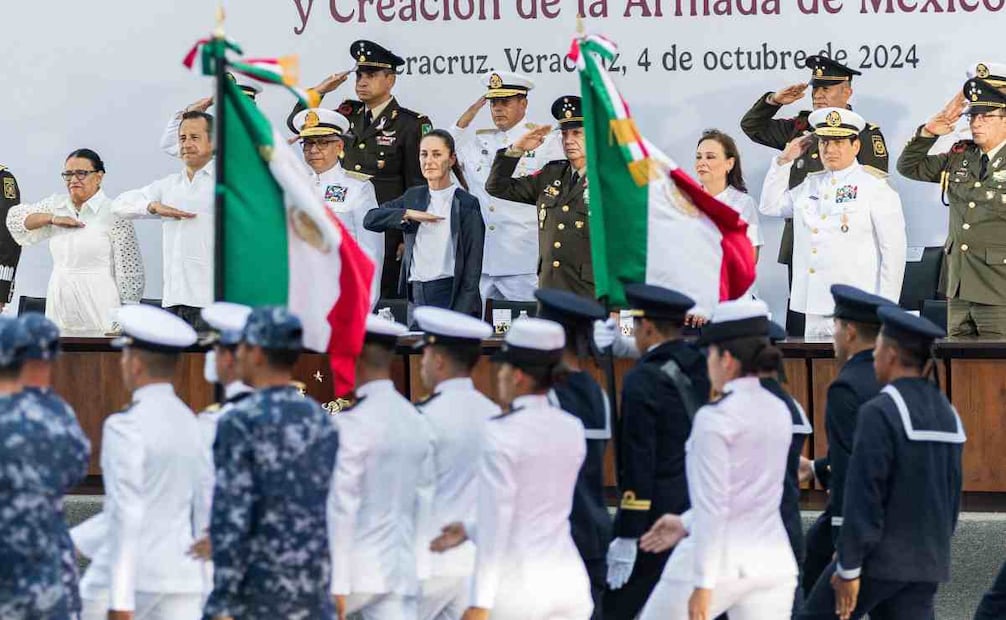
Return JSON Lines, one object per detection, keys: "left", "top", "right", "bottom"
{"left": 491, "top": 317, "right": 565, "bottom": 367}
{"left": 482, "top": 72, "right": 535, "bottom": 99}
{"left": 809, "top": 107, "right": 866, "bottom": 139}
{"left": 365, "top": 313, "right": 408, "bottom": 348}
{"left": 696, "top": 298, "right": 771, "bottom": 346}
{"left": 200, "top": 302, "right": 252, "bottom": 347}
{"left": 293, "top": 108, "right": 351, "bottom": 139}
{"left": 226, "top": 72, "right": 263, "bottom": 99}
{"left": 413, "top": 306, "right": 492, "bottom": 350}
{"left": 967, "top": 61, "right": 1006, "bottom": 88}
{"left": 112, "top": 305, "right": 197, "bottom": 352}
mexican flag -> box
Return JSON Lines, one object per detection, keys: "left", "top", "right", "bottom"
{"left": 569, "top": 34, "right": 756, "bottom": 316}
{"left": 210, "top": 42, "right": 373, "bottom": 396}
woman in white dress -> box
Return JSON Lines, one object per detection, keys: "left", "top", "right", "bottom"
{"left": 695, "top": 130, "right": 763, "bottom": 263}
{"left": 7, "top": 149, "right": 143, "bottom": 332}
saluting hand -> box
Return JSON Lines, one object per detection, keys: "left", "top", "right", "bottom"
{"left": 185, "top": 96, "right": 214, "bottom": 113}
{"left": 770, "top": 83, "right": 808, "bottom": 106}
{"left": 924, "top": 92, "right": 967, "bottom": 137}
{"left": 313, "top": 71, "right": 351, "bottom": 96}
{"left": 832, "top": 573, "right": 861, "bottom": 620}
{"left": 512, "top": 124, "right": 553, "bottom": 153}
{"left": 456, "top": 96, "right": 488, "bottom": 130}
{"left": 147, "top": 201, "right": 197, "bottom": 220}
{"left": 777, "top": 131, "right": 812, "bottom": 165}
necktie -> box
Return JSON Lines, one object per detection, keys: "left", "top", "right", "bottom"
{"left": 364, "top": 110, "right": 373, "bottom": 129}
{"left": 980, "top": 153, "right": 990, "bottom": 180}
{"left": 571, "top": 170, "right": 581, "bottom": 185}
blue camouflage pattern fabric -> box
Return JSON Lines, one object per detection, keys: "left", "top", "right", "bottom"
{"left": 0, "top": 389, "right": 90, "bottom": 619}
{"left": 18, "top": 313, "right": 60, "bottom": 361}
{"left": 204, "top": 385, "right": 339, "bottom": 620}
{"left": 241, "top": 306, "right": 303, "bottom": 351}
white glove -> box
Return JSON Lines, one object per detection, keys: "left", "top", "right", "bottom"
{"left": 593, "top": 317, "right": 617, "bottom": 349}
{"left": 605, "top": 537, "right": 638, "bottom": 589}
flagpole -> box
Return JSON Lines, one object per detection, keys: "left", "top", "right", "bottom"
{"left": 213, "top": 4, "right": 227, "bottom": 302}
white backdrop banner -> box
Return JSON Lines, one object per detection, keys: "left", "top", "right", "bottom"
{"left": 3, "top": 0, "right": 998, "bottom": 321}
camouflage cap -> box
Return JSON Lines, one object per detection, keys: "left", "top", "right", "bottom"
{"left": 0, "top": 316, "right": 31, "bottom": 368}
{"left": 242, "top": 306, "right": 304, "bottom": 351}
{"left": 17, "top": 313, "right": 60, "bottom": 361}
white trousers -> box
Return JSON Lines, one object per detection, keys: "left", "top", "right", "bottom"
{"left": 804, "top": 313, "right": 835, "bottom": 341}
{"left": 419, "top": 577, "right": 467, "bottom": 620}
{"left": 480, "top": 273, "right": 538, "bottom": 307}
{"left": 81, "top": 592, "right": 202, "bottom": 620}
{"left": 346, "top": 592, "right": 417, "bottom": 620}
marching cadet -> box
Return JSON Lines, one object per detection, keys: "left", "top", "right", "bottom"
{"left": 205, "top": 306, "right": 339, "bottom": 620}
{"left": 292, "top": 107, "right": 384, "bottom": 308}
{"left": 76, "top": 305, "right": 209, "bottom": 619}
{"left": 432, "top": 318, "right": 593, "bottom": 620}
{"left": 295, "top": 40, "right": 431, "bottom": 300}
{"left": 485, "top": 95, "right": 594, "bottom": 298}
{"left": 0, "top": 316, "right": 89, "bottom": 620}
{"left": 898, "top": 77, "right": 1006, "bottom": 337}
{"left": 533, "top": 288, "right": 613, "bottom": 618}
{"left": 329, "top": 314, "right": 435, "bottom": 619}
{"left": 638, "top": 299, "right": 798, "bottom": 619}
{"left": 975, "top": 560, "right": 1006, "bottom": 619}
{"left": 740, "top": 56, "right": 889, "bottom": 336}
{"left": 801, "top": 307, "right": 965, "bottom": 620}
{"left": 412, "top": 306, "right": 499, "bottom": 620}
{"left": 800, "top": 285, "right": 889, "bottom": 597}
{"left": 0, "top": 164, "right": 22, "bottom": 311}
{"left": 450, "top": 72, "right": 564, "bottom": 305}
{"left": 759, "top": 107, "right": 906, "bottom": 340}
{"left": 605, "top": 284, "right": 711, "bottom": 620}
{"left": 16, "top": 313, "right": 91, "bottom": 620}
{"left": 157, "top": 73, "right": 262, "bottom": 158}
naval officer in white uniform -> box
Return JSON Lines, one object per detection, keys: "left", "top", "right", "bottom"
{"left": 292, "top": 107, "right": 385, "bottom": 308}
{"left": 759, "top": 107, "right": 906, "bottom": 340}
{"left": 450, "top": 72, "right": 565, "bottom": 306}
{"left": 412, "top": 306, "right": 500, "bottom": 619}
{"left": 75, "top": 305, "right": 211, "bottom": 620}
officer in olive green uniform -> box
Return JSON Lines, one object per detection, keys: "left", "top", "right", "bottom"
{"left": 290, "top": 40, "right": 431, "bottom": 300}
{"left": 897, "top": 76, "right": 1006, "bottom": 337}
{"left": 741, "top": 56, "right": 889, "bottom": 335}
{"left": 485, "top": 96, "right": 594, "bottom": 298}
{"left": 0, "top": 165, "right": 22, "bottom": 309}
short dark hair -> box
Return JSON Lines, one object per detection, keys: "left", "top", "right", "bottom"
{"left": 0, "top": 364, "right": 22, "bottom": 380}
{"left": 840, "top": 319, "right": 881, "bottom": 343}
{"left": 136, "top": 349, "right": 179, "bottom": 379}
{"left": 66, "top": 148, "right": 105, "bottom": 173}
{"left": 645, "top": 317, "right": 684, "bottom": 339}
{"left": 180, "top": 111, "right": 214, "bottom": 136}
{"left": 432, "top": 342, "right": 481, "bottom": 373}
{"left": 514, "top": 361, "right": 562, "bottom": 391}
{"left": 360, "top": 341, "right": 395, "bottom": 369}
{"left": 883, "top": 333, "right": 930, "bottom": 371}
{"left": 264, "top": 348, "right": 300, "bottom": 369}
{"left": 714, "top": 336, "right": 782, "bottom": 375}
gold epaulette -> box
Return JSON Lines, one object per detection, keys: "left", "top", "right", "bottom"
{"left": 202, "top": 403, "right": 222, "bottom": 414}
{"left": 862, "top": 165, "right": 889, "bottom": 179}
{"left": 345, "top": 170, "right": 373, "bottom": 181}
{"left": 619, "top": 491, "right": 652, "bottom": 511}
{"left": 476, "top": 128, "right": 498, "bottom": 135}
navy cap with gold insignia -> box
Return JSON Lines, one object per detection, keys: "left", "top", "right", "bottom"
{"left": 878, "top": 305, "right": 945, "bottom": 351}
{"left": 809, "top": 107, "right": 866, "bottom": 139}
{"left": 18, "top": 313, "right": 60, "bottom": 361}
{"left": 964, "top": 78, "right": 1006, "bottom": 113}
{"left": 968, "top": 61, "right": 1006, "bottom": 88}
{"left": 829, "top": 284, "right": 895, "bottom": 325}
{"left": 413, "top": 306, "right": 491, "bottom": 350}
{"left": 551, "top": 95, "right": 583, "bottom": 129}
{"left": 293, "top": 108, "right": 350, "bottom": 139}
{"left": 350, "top": 40, "right": 404, "bottom": 71}
{"left": 806, "top": 55, "right": 861, "bottom": 87}
{"left": 624, "top": 283, "right": 695, "bottom": 323}
{"left": 696, "top": 298, "right": 771, "bottom": 346}
{"left": 483, "top": 72, "right": 534, "bottom": 99}
{"left": 112, "top": 305, "right": 197, "bottom": 353}
{"left": 534, "top": 288, "right": 605, "bottom": 326}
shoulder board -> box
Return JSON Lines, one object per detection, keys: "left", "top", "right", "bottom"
{"left": 491, "top": 405, "right": 524, "bottom": 421}
{"left": 867, "top": 123, "right": 879, "bottom": 130}
{"left": 806, "top": 169, "right": 827, "bottom": 177}
{"left": 337, "top": 100, "right": 362, "bottom": 116}
{"left": 862, "top": 165, "right": 889, "bottom": 179}
{"left": 396, "top": 105, "right": 424, "bottom": 120}
{"left": 950, "top": 140, "right": 975, "bottom": 154}
{"left": 344, "top": 170, "right": 373, "bottom": 181}
{"left": 0, "top": 164, "right": 6, "bottom": 172}
{"left": 476, "top": 128, "right": 498, "bottom": 135}
{"left": 545, "top": 159, "right": 569, "bottom": 168}
{"left": 202, "top": 403, "right": 223, "bottom": 413}
{"left": 415, "top": 392, "right": 441, "bottom": 409}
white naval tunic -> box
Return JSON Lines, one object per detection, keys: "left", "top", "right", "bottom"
{"left": 759, "top": 160, "right": 907, "bottom": 336}
{"left": 469, "top": 393, "right": 593, "bottom": 620}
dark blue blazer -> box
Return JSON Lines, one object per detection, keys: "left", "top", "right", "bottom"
{"left": 363, "top": 185, "right": 485, "bottom": 316}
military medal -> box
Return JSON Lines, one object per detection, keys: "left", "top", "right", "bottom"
{"left": 539, "top": 208, "right": 547, "bottom": 225}
{"left": 841, "top": 213, "right": 849, "bottom": 233}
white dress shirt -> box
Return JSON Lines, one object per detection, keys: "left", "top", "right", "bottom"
{"left": 410, "top": 184, "right": 457, "bottom": 283}
{"left": 469, "top": 393, "right": 593, "bottom": 619}
{"left": 759, "top": 160, "right": 907, "bottom": 315}
{"left": 77, "top": 383, "right": 212, "bottom": 611}
{"left": 6, "top": 190, "right": 143, "bottom": 332}
{"left": 420, "top": 377, "right": 500, "bottom": 579}
{"left": 450, "top": 119, "right": 564, "bottom": 277}
{"left": 114, "top": 162, "right": 216, "bottom": 308}
{"left": 328, "top": 379, "right": 436, "bottom": 597}
{"left": 308, "top": 162, "right": 384, "bottom": 307}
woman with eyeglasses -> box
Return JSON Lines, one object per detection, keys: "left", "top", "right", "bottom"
{"left": 6, "top": 149, "right": 143, "bottom": 333}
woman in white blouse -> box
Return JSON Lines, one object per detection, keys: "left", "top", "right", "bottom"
{"left": 695, "top": 130, "right": 763, "bottom": 262}
{"left": 7, "top": 149, "right": 143, "bottom": 332}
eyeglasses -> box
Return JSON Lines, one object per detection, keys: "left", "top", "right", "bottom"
{"left": 302, "top": 140, "right": 341, "bottom": 151}
{"left": 61, "top": 170, "right": 98, "bottom": 181}
{"left": 966, "top": 112, "right": 1006, "bottom": 123}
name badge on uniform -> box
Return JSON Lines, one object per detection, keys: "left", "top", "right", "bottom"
{"left": 836, "top": 185, "right": 858, "bottom": 204}
{"left": 376, "top": 136, "right": 396, "bottom": 146}
{"left": 325, "top": 184, "right": 348, "bottom": 202}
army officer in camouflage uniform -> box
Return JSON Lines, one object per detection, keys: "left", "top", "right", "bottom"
{"left": 486, "top": 95, "right": 594, "bottom": 298}
{"left": 898, "top": 77, "right": 1006, "bottom": 337}
{"left": 0, "top": 165, "right": 22, "bottom": 311}
{"left": 293, "top": 40, "right": 431, "bottom": 300}
{"left": 741, "top": 56, "right": 889, "bottom": 335}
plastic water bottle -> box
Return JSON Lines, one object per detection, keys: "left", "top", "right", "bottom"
{"left": 517, "top": 310, "right": 529, "bottom": 321}
{"left": 377, "top": 307, "right": 394, "bottom": 322}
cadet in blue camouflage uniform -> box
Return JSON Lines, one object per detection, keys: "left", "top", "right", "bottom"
{"left": 203, "top": 307, "right": 340, "bottom": 620}
{"left": 0, "top": 315, "right": 89, "bottom": 619}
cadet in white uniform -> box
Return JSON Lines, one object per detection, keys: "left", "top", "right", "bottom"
{"left": 450, "top": 72, "right": 565, "bottom": 305}
{"left": 638, "top": 299, "right": 797, "bottom": 620}
{"left": 433, "top": 318, "right": 593, "bottom": 620}
{"left": 292, "top": 107, "right": 385, "bottom": 308}
{"left": 412, "top": 306, "right": 500, "bottom": 620}
{"left": 329, "top": 315, "right": 436, "bottom": 620}
{"left": 759, "top": 108, "right": 907, "bottom": 340}
{"left": 75, "top": 305, "right": 210, "bottom": 620}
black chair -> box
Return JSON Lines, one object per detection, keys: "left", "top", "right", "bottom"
{"left": 139, "top": 298, "right": 162, "bottom": 307}
{"left": 17, "top": 296, "right": 45, "bottom": 316}
{"left": 374, "top": 298, "right": 408, "bottom": 326}
{"left": 899, "top": 247, "right": 944, "bottom": 312}
{"left": 922, "top": 299, "right": 948, "bottom": 331}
